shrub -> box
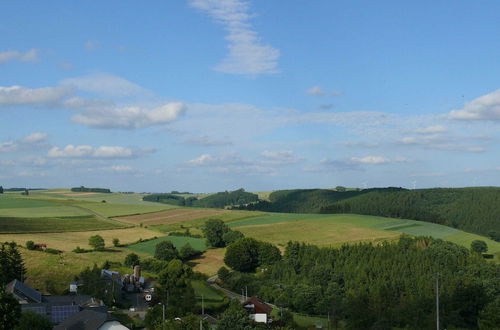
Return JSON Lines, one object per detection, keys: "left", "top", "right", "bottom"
{"left": 124, "top": 253, "right": 140, "bottom": 267}
{"left": 112, "top": 238, "right": 120, "bottom": 247}
{"left": 26, "top": 241, "right": 35, "bottom": 250}
{"left": 73, "top": 246, "right": 86, "bottom": 253}
{"left": 89, "top": 235, "right": 105, "bottom": 251}
{"left": 45, "top": 248, "right": 60, "bottom": 255}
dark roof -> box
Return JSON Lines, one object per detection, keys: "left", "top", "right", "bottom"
{"left": 242, "top": 296, "right": 273, "bottom": 315}
{"left": 5, "top": 279, "right": 42, "bottom": 303}
{"left": 53, "top": 309, "right": 111, "bottom": 330}
{"left": 43, "top": 294, "right": 95, "bottom": 306}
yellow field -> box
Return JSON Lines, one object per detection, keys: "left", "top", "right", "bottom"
{"left": 21, "top": 248, "right": 151, "bottom": 294}
{"left": 191, "top": 248, "right": 226, "bottom": 275}
{"left": 116, "top": 208, "right": 228, "bottom": 226}
{"left": 235, "top": 219, "right": 401, "bottom": 248}
{"left": 0, "top": 227, "right": 159, "bottom": 251}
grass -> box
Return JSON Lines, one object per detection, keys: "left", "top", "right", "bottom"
{"left": 0, "top": 227, "right": 159, "bottom": 251}
{"left": 0, "top": 194, "right": 55, "bottom": 209}
{"left": 235, "top": 218, "right": 401, "bottom": 248}
{"left": 116, "top": 208, "right": 226, "bottom": 226}
{"left": 0, "top": 216, "right": 128, "bottom": 233}
{"left": 0, "top": 206, "right": 92, "bottom": 218}
{"left": 127, "top": 236, "right": 208, "bottom": 255}
{"left": 192, "top": 280, "right": 226, "bottom": 309}
{"left": 20, "top": 247, "right": 151, "bottom": 294}
{"left": 229, "top": 213, "right": 500, "bottom": 257}
{"left": 190, "top": 248, "right": 226, "bottom": 276}
{"left": 150, "top": 210, "right": 265, "bottom": 233}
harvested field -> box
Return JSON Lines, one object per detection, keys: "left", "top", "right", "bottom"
{"left": 191, "top": 248, "right": 226, "bottom": 275}
{"left": 116, "top": 208, "right": 228, "bottom": 225}
{"left": 0, "top": 227, "right": 159, "bottom": 251}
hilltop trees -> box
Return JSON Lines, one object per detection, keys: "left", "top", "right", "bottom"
{"left": 0, "top": 186, "right": 3, "bottom": 194}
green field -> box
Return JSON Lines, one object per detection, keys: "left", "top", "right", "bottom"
{"left": 192, "top": 280, "right": 226, "bottom": 309}
{"left": 229, "top": 213, "right": 500, "bottom": 255}
{"left": 0, "top": 216, "right": 128, "bottom": 233}
{"left": 127, "top": 236, "right": 208, "bottom": 255}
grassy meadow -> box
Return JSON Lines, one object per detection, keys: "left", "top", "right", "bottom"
{"left": 127, "top": 235, "right": 208, "bottom": 255}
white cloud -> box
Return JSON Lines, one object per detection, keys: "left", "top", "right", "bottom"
{"left": 448, "top": 89, "right": 500, "bottom": 121}
{"left": 61, "top": 73, "right": 148, "bottom": 97}
{"left": 306, "top": 86, "right": 325, "bottom": 96}
{"left": 0, "top": 49, "right": 39, "bottom": 63}
{"left": 306, "top": 86, "right": 342, "bottom": 97}
{"left": 0, "top": 132, "right": 49, "bottom": 153}
{"left": 189, "top": 0, "right": 280, "bottom": 75}
{"left": 0, "top": 85, "right": 72, "bottom": 106}
{"left": 400, "top": 134, "right": 485, "bottom": 152}
{"left": 71, "top": 102, "right": 186, "bottom": 129}
{"left": 47, "top": 145, "right": 135, "bottom": 159}
{"left": 107, "top": 165, "right": 137, "bottom": 173}
{"left": 21, "top": 132, "right": 48, "bottom": 144}
{"left": 414, "top": 125, "right": 448, "bottom": 134}
{"left": 350, "top": 156, "right": 390, "bottom": 164}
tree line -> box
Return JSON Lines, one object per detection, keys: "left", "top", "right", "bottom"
{"left": 144, "top": 188, "right": 258, "bottom": 208}
{"left": 217, "top": 237, "right": 500, "bottom": 329}
{"left": 71, "top": 186, "right": 111, "bottom": 193}
{"left": 320, "top": 187, "right": 500, "bottom": 237}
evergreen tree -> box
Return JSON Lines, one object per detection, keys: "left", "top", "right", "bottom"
{"left": 0, "top": 287, "right": 21, "bottom": 330}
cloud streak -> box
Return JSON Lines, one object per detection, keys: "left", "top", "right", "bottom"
{"left": 189, "top": 0, "right": 280, "bottom": 75}
{"left": 0, "top": 49, "right": 39, "bottom": 63}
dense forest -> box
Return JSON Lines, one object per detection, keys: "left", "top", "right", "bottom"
{"left": 321, "top": 187, "right": 500, "bottom": 237}
{"left": 219, "top": 237, "right": 500, "bottom": 329}
{"left": 144, "top": 188, "right": 258, "bottom": 208}
{"left": 71, "top": 186, "right": 111, "bottom": 193}
{"left": 233, "top": 187, "right": 406, "bottom": 213}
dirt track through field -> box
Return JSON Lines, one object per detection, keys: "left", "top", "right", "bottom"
{"left": 115, "top": 208, "right": 227, "bottom": 225}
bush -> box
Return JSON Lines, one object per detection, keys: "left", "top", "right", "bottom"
{"left": 124, "top": 253, "right": 140, "bottom": 267}
{"left": 73, "top": 246, "right": 86, "bottom": 253}
{"left": 112, "top": 238, "right": 120, "bottom": 247}
{"left": 25, "top": 241, "right": 35, "bottom": 250}
{"left": 154, "top": 241, "right": 178, "bottom": 262}
{"left": 89, "top": 235, "right": 105, "bottom": 251}
{"left": 179, "top": 243, "right": 201, "bottom": 260}
{"left": 217, "top": 267, "right": 231, "bottom": 282}
{"left": 471, "top": 240, "right": 488, "bottom": 253}
{"left": 45, "top": 248, "right": 60, "bottom": 255}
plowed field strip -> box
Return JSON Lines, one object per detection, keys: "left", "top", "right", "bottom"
{"left": 115, "top": 208, "right": 227, "bottom": 225}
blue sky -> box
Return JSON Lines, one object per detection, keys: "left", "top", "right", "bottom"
{"left": 1, "top": 0, "right": 499, "bottom": 192}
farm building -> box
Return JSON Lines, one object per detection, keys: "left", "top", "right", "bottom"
{"left": 54, "top": 308, "right": 129, "bottom": 330}
{"left": 242, "top": 296, "right": 273, "bottom": 324}
{"left": 5, "top": 279, "right": 103, "bottom": 324}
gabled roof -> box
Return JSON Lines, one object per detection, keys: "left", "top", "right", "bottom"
{"left": 5, "top": 279, "right": 42, "bottom": 303}
{"left": 242, "top": 296, "right": 273, "bottom": 315}
{"left": 53, "top": 309, "right": 114, "bottom": 330}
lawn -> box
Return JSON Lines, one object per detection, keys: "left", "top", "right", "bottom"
{"left": 127, "top": 236, "right": 208, "bottom": 255}
{"left": 0, "top": 216, "right": 128, "bottom": 233}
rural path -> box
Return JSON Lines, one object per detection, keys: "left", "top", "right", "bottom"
{"left": 207, "top": 275, "right": 246, "bottom": 302}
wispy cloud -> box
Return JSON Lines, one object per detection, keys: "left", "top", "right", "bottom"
{"left": 84, "top": 40, "right": 100, "bottom": 51}
{"left": 189, "top": 0, "right": 280, "bottom": 75}
{"left": 0, "top": 49, "right": 39, "bottom": 63}
{"left": 47, "top": 145, "right": 151, "bottom": 159}
{"left": 414, "top": 125, "right": 448, "bottom": 134}
{"left": 71, "top": 102, "right": 186, "bottom": 129}
{"left": 261, "top": 150, "right": 301, "bottom": 165}
{"left": 306, "top": 86, "right": 343, "bottom": 97}
{"left": 0, "top": 85, "right": 72, "bottom": 106}
{"left": 448, "top": 89, "right": 500, "bottom": 121}
{"left": 0, "top": 132, "right": 49, "bottom": 153}
{"left": 61, "top": 73, "right": 149, "bottom": 98}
